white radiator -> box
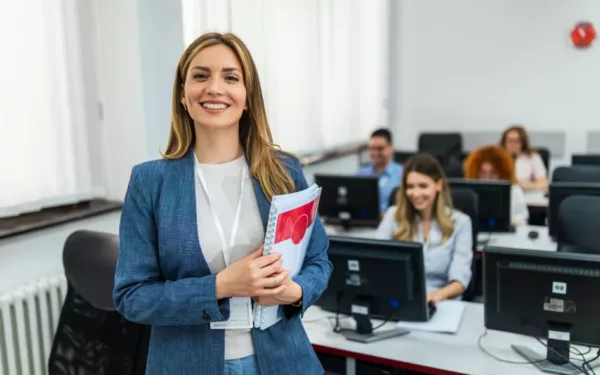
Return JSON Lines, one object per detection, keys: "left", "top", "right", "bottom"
{"left": 0, "top": 275, "right": 67, "bottom": 375}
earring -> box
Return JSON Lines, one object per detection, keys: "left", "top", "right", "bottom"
{"left": 183, "top": 103, "right": 188, "bottom": 111}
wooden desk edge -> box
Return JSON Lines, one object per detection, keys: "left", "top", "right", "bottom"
{"left": 312, "top": 343, "right": 467, "bottom": 375}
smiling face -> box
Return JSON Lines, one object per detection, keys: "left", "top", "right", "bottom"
{"left": 404, "top": 171, "right": 443, "bottom": 214}
{"left": 180, "top": 44, "right": 247, "bottom": 130}
{"left": 368, "top": 136, "right": 393, "bottom": 169}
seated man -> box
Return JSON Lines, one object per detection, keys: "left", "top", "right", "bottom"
{"left": 356, "top": 128, "right": 403, "bottom": 213}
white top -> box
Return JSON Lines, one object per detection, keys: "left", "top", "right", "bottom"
{"left": 375, "top": 208, "right": 473, "bottom": 292}
{"left": 515, "top": 153, "right": 546, "bottom": 184}
{"left": 194, "top": 154, "right": 264, "bottom": 360}
{"left": 510, "top": 184, "right": 529, "bottom": 226}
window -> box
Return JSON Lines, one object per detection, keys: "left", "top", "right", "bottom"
{"left": 181, "top": 0, "right": 390, "bottom": 155}
{"left": 0, "top": 1, "right": 102, "bottom": 218}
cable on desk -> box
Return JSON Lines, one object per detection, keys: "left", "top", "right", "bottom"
{"left": 572, "top": 346, "right": 592, "bottom": 356}
{"left": 535, "top": 337, "right": 590, "bottom": 375}
{"left": 371, "top": 313, "right": 392, "bottom": 332}
{"left": 582, "top": 350, "right": 600, "bottom": 375}
{"left": 477, "top": 329, "right": 546, "bottom": 365}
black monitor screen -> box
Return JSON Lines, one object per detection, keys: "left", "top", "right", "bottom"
{"left": 548, "top": 182, "right": 600, "bottom": 237}
{"left": 448, "top": 179, "right": 511, "bottom": 232}
{"left": 315, "top": 174, "right": 380, "bottom": 227}
{"left": 316, "top": 236, "right": 430, "bottom": 322}
{"left": 484, "top": 246, "right": 600, "bottom": 348}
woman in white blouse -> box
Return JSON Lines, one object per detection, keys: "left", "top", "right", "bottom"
{"left": 376, "top": 154, "right": 473, "bottom": 303}
{"left": 464, "top": 145, "right": 529, "bottom": 226}
{"left": 499, "top": 125, "right": 548, "bottom": 190}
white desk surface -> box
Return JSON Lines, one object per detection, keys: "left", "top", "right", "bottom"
{"left": 524, "top": 189, "right": 548, "bottom": 208}
{"left": 325, "top": 224, "right": 557, "bottom": 252}
{"left": 478, "top": 225, "right": 556, "bottom": 252}
{"left": 304, "top": 303, "right": 590, "bottom": 375}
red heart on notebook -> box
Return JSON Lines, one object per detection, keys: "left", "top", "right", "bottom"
{"left": 274, "top": 199, "right": 318, "bottom": 245}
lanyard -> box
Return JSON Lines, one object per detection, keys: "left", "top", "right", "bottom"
{"left": 195, "top": 164, "right": 247, "bottom": 266}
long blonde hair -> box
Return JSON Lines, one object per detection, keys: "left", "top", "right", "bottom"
{"left": 394, "top": 154, "right": 455, "bottom": 243}
{"left": 161, "top": 32, "right": 295, "bottom": 200}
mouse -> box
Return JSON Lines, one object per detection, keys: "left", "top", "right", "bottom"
{"left": 528, "top": 230, "right": 539, "bottom": 240}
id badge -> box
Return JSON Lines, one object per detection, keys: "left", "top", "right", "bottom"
{"left": 210, "top": 297, "right": 253, "bottom": 330}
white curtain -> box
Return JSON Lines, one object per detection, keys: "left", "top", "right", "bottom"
{"left": 0, "top": 0, "right": 99, "bottom": 218}
{"left": 181, "top": 0, "right": 390, "bottom": 155}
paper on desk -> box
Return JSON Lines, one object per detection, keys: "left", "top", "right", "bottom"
{"left": 395, "top": 300, "right": 466, "bottom": 334}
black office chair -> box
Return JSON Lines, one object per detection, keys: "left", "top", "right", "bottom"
{"left": 418, "top": 132, "right": 463, "bottom": 157}
{"left": 535, "top": 147, "right": 550, "bottom": 173}
{"left": 387, "top": 187, "right": 479, "bottom": 300}
{"left": 557, "top": 195, "right": 600, "bottom": 254}
{"left": 49, "top": 230, "right": 150, "bottom": 375}
{"left": 449, "top": 188, "right": 479, "bottom": 301}
{"left": 418, "top": 133, "right": 464, "bottom": 179}
{"left": 572, "top": 153, "right": 600, "bottom": 166}
{"left": 393, "top": 150, "right": 415, "bottom": 164}
{"left": 552, "top": 166, "right": 600, "bottom": 183}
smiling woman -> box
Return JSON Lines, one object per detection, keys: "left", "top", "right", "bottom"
{"left": 376, "top": 154, "right": 473, "bottom": 303}
{"left": 113, "top": 32, "right": 332, "bottom": 375}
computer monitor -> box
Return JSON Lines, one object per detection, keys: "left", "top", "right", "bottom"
{"left": 572, "top": 154, "right": 600, "bottom": 166}
{"left": 483, "top": 246, "right": 600, "bottom": 373}
{"left": 447, "top": 179, "right": 512, "bottom": 232}
{"left": 315, "top": 236, "right": 431, "bottom": 343}
{"left": 314, "top": 174, "right": 380, "bottom": 229}
{"left": 548, "top": 182, "right": 600, "bottom": 237}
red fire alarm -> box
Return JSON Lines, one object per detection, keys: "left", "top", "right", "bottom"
{"left": 571, "top": 22, "right": 596, "bottom": 48}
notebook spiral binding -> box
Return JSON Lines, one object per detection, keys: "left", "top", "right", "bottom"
{"left": 253, "top": 200, "right": 280, "bottom": 328}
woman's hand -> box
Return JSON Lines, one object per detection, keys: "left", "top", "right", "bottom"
{"left": 427, "top": 290, "right": 447, "bottom": 304}
{"left": 254, "top": 277, "right": 303, "bottom": 307}
{"left": 215, "top": 247, "right": 289, "bottom": 299}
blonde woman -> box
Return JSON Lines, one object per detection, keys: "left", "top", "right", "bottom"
{"left": 114, "top": 33, "right": 331, "bottom": 375}
{"left": 376, "top": 154, "right": 473, "bottom": 302}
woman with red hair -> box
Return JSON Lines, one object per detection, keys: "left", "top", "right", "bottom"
{"left": 464, "top": 145, "right": 529, "bottom": 226}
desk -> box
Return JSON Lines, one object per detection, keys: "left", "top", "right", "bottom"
{"left": 477, "top": 225, "right": 556, "bottom": 252}
{"left": 304, "top": 303, "right": 585, "bottom": 375}
{"left": 524, "top": 190, "right": 548, "bottom": 208}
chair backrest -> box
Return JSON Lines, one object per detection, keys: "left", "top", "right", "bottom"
{"left": 394, "top": 150, "right": 415, "bottom": 164}
{"left": 49, "top": 230, "right": 150, "bottom": 375}
{"left": 418, "top": 132, "right": 463, "bottom": 157}
{"left": 418, "top": 133, "right": 464, "bottom": 178}
{"left": 552, "top": 166, "right": 600, "bottom": 183}
{"left": 535, "top": 147, "right": 550, "bottom": 173}
{"left": 450, "top": 188, "right": 479, "bottom": 301}
{"left": 557, "top": 195, "right": 600, "bottom": 254}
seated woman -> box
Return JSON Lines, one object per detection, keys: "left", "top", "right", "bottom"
{"left": 464, "top": 145, "right": 529, "bottom": 226}
{"left": 376, "top": 154, "right": 473, "bottom": 302}
{"left": 499, "top": 125, "right": 548, "bottom": 190}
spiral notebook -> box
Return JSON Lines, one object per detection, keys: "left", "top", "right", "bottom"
{"left": 253, "top": 184, "right": 322, "bottom": 330}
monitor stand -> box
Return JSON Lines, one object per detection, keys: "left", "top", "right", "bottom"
{"left": 342, "top": 304, "right": 409, "bottom": 343}
{"left": 512, "top": 344, "right": 600, "bottom": 374}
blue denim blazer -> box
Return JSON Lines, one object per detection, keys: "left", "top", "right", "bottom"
{"left": 114, "top": 150, "right": 332, "bottom": 375}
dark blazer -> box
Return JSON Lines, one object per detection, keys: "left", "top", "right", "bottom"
{"left": 114, "top": 150, "right": 332, "bottom": 375}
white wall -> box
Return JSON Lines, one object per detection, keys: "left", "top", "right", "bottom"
{"left": 94, "top": 0, "right": 184, "bottom": 200}
{"left": 390, "top": 0, "right": 600, "bottom": 165}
